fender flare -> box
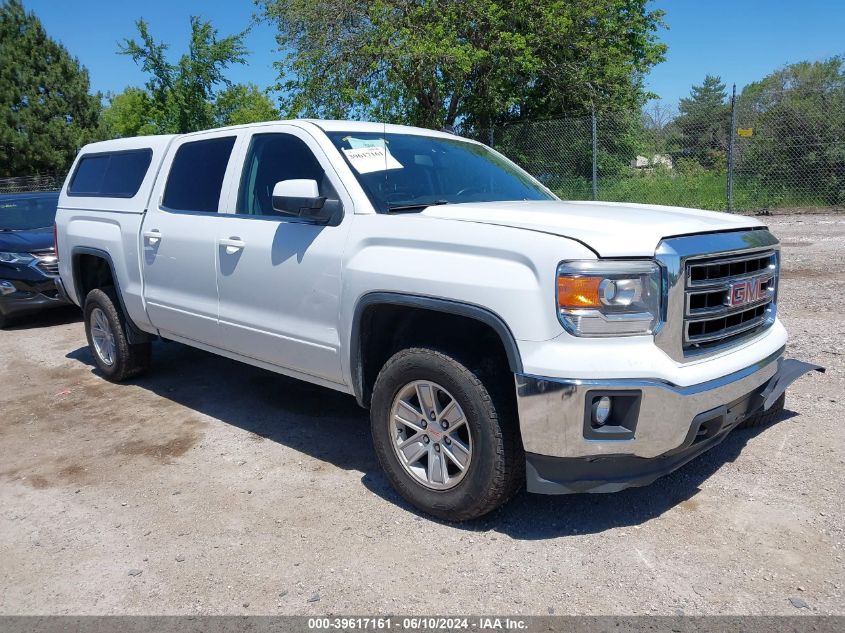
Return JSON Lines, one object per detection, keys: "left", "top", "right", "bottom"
{"left": 349, "top": 291, "right": 523, "bottom": 406}
{"left": 70, "top": 246, "right": 152, "bottom": 344}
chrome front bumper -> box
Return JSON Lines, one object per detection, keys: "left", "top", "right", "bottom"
{"left": 516, "top": 350, "right": 823, "bottom": 494}
{"left": 516, "top": 348, "right": 823, "bottom": 461}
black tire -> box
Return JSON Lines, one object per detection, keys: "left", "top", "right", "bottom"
{"left": 370, "top": 347, "right": 523, "bottom": 521}
{"left": 0, "top": 313, "right": 9, "bottom": 329}
{"left": 738, "top": 393, "right": 785, "bottom": 429}
{"left": 83, "top": 287, "right": 151, "bottom": 382}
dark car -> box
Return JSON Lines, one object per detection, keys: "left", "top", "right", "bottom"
{"left": 0, "top": 191, "right": 69, "bottom": 328}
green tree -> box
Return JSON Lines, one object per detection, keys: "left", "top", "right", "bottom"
{"left": 641, "top": 100, "right": 680, "bottom": 155}
{"left": 737, "top": 57, "right": 845, "bottom": 204}
{"left": 675, "top": 75, "right": 731, "bottom": 170}
{"left": 0, "top": 0, "right": 101, "bottom": 176}
{"left": 119, "top": 17, "right": 249, "bottom": 133}
{"left": 256, "top": 0, "right": 666, "bottom": 131}
{"left": 99, "top": 87, "right": 158, "bottom": 138}
{"left": 214, "top": 83, "right": 279, "bottom": 126}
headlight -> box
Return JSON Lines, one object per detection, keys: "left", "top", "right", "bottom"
{"left": 557, "top": 260, "right": 662, "bottom": 336}
{"left": 0, "top": 252, "right": 36, "bottom": 265}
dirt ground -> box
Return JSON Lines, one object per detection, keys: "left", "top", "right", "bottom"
{"left": 0, "top": 214, "right": 842, "bottom": 616}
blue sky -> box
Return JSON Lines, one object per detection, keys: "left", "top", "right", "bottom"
{"left": 22, "top": 0, "right": 845, "bottom": 110}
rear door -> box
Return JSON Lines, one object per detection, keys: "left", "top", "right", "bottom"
{"left": 141, "top": 131, "right": 241, "bottom": 345}
{"left": 214, "top": 127, "right": 353, "bottom": 385}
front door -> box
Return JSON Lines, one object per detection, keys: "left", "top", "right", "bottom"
{"left": 214, "top": 129, "right": 353, "bottom": 385}
{"left": 141, "top": 133, "right": 239, "bottom": 346}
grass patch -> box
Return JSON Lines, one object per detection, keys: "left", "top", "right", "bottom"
{"left": 548, "top": 172, "right": 831, "bottom": 211}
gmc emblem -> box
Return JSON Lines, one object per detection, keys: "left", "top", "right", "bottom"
{"left": 728, "top": 275, "right": 772, "bottom": 307}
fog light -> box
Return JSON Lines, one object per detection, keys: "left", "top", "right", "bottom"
{"left": 592, "top": 396, "right": 612, "bottom": 426}
{"left": 0, "top": 280, "right": 16, "bottom": 296}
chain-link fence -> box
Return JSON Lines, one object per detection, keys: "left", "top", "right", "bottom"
{"left": 0, "top": 174, "right": 64, "bottom": 194}
{"left": 6, "top": 83, "right": 843, "bottom": 212}
{"left": 481, "top": 84, "right": 845, "bottom": 212}
{"left": 733, "top": 86, "right": 845, "bottom": 211}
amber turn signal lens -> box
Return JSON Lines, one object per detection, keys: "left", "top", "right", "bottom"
{"left": 557, "top": 276, "right": 601, "bottom": 309}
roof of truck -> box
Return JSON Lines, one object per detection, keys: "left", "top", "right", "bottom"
{"left": 302, "top": 119, "right": 460, "bottom": 139}
{"left": 78, "top": 133, "right": 177, "bottom": 155}
{"left": 78, "top": 120, "right": 461, "bottom": 155}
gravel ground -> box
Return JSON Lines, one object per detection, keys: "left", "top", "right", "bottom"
{"left": 0, "top": 214, "right": 842, "bottom": 616}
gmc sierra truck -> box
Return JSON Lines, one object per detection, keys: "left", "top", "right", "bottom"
{"left": 54, "top": 120, "right": 822, "bottom": 520}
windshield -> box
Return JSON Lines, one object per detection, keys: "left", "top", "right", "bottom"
{"left": 0, "top": 194, "right": 59, "bottom": 231}
{"left": 326, "top": 132, "right": 554, "bottom": 212}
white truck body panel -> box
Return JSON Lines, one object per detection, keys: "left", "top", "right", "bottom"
{"left": 421, "top": 200, "right": 764, "bottom": 257}
{"left": 211, "top": 124, "right": 356, "bottom": 384}
{"left": 57, "top": 135, "right": 177, "bottom": 333}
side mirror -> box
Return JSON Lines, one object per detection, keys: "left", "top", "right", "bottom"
{"left": 271, "top": 179, "right": 339, "bottom": 224}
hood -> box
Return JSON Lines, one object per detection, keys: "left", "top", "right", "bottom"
{"left": 0, "top": 226, "right": 55, "bottom": 253}
{"left": 420, "top": 200, "right": 764, "bottom": 257}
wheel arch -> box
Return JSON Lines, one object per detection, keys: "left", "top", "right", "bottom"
{"left": 71, "top": 246, "right": 152, "bottom": 344}
{"left": 350, "top": 292, "right": 523, "bottom": 407}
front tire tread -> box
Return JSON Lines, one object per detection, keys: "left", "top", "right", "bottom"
{"left": 370, "top": 347, "right": 522, "bottom": 521}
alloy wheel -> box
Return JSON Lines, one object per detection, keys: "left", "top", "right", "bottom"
{"left": 389, "top": 380, "right": 473, "bottom": 490}
{"left": 90, "top": 307, "right": 116, "bottom": 366}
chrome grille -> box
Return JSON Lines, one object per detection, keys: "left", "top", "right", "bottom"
{"left": 655, "top": 229, "right": 781, "bottom": 363}
{"left": 683, "top": 250, "right": 778, "bottom": 352}
{"left": 687, "top": 251, "right": 776, "bottom": 286}
{"left": 33, "top": 251, "right": 59, "bottom": 277}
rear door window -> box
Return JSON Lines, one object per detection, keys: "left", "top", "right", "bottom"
{"left": 68, "top": 149, "right": 153, "bottom": 197}
{"left": 163, "top": 137, "right": 237, "bottom": 213}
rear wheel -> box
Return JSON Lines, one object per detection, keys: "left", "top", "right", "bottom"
{"left": 738, "top": 394, "right": 785, "bottom": 429}
{"left": 84, "top": 288, "right": 151, "bottom": 381}
{"left": 370, "top": 347, "right": 523, "bottom": 521}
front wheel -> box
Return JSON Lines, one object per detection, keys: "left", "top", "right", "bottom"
{"left": 370, "top": 347, "right": 523, "bottom": 521}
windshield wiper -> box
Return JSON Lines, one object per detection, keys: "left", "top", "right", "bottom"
{"left": 387, "top": 200, "right": 450, "bottom": 213}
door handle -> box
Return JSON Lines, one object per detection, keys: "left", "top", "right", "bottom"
{"left": 219, "top": 237, "right": 246, "bottom": 255}
{"left": 143, "top": 230, "right": 161, "bottom": 245}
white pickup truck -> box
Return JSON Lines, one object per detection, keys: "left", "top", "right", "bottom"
{"left": 54, "top": 120, "right": 821, "bottom": 520}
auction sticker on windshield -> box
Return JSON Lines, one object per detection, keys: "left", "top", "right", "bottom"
{"left": 342, "top": 146, "right": 403, "bottom": 174}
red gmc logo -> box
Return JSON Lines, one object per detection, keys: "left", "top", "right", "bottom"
{"left": 728, "top": 275, "right": 771, "bottom": 307}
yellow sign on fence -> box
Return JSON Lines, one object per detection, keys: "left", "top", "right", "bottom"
{"left": 737, "top": 127, "right": 754, "bottom": 137}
